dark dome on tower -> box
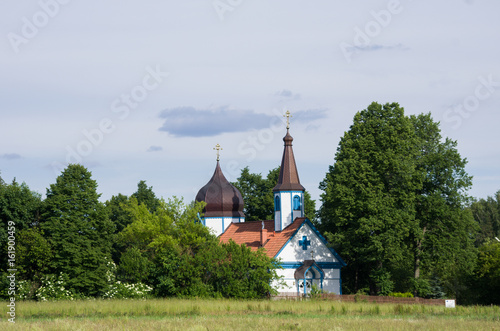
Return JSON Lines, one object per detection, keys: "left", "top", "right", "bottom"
{"left": 196, "top": 161, "right": 245, "bottom": 218}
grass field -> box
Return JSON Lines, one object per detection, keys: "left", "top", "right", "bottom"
{"left": 2, "top": 298, "right": 500, "bottom": 330}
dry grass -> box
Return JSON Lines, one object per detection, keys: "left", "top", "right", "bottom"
{"left": 2, "top": 298, "right": 499, "bottom": 330}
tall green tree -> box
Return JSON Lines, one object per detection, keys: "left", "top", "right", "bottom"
{"left": 17, "top": 226, "right": 53, "bottom": 282}
{"left": 318, "top": 103, "right": 476, "bottom": 297}
{"left": 471, "top": 192, "right": 500, "bottom": 247}
{"left": 318, "top": 102, "right": 420, "bottom": 295}
{"left": 41, "top": 164, "right": 114, "bottom": 297}
{"left": 105, "top": 193, "right": 133, "bottom": 264}
{"left": 131, "top": 180, "right": 161, "bottom": 213}
{"left": 471, "top": 240, "right": 500, "bottom": 305}
{"left": 409, "top": 113, "right": 476, "bottom": 298}
{"left": 232, "top": 166, "right": 316, "bottom": 222}
{"left": 106, "top": 193, "right": 131, "bottom": 234}
{"left": 0, "top": 180, "right": 42, "bottom": 273}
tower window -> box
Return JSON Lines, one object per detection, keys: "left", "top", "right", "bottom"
{"left": 275, "top": 195, "right": 281, "bottom": 212}
{"left": 293, "top": 195, "right": 301, "bottom": 210}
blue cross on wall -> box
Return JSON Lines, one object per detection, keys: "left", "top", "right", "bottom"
{"left": 299, "top": 236, "right": 311, "bottom": 250}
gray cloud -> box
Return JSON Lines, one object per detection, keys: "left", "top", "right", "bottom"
{"left": 158, "top": 106, "right": 273, "bottom": 137}
{"left": 147, "top": 145, "right": 163, "bottom": 152}
{"left": 158, "top": 106, "right": 328, "bottom": 138}
{"left": 275, "top": 89, "right": 301, "bottom": 100}
{"left": 1, "top": 153, "right": 22, "bottom": 160}
{"left": 294, "top": 109, "right": 328, "bottom": 122}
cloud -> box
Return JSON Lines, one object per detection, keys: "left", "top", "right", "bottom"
{"left": 147, "top": 145, "right": 163, "bottom": 152}
{"left": 1, "top": 153, "right": 22, "bottom": 160}
{"left": 293, "top": 109, "right": 328, "bottom": 122}
{"left": 158, "top": 107, "right": 329, "bottom": 137}
{"left": 347, "top": 43, "right": 409, "bottom": 54}
{"left": 275, "top": 89, "right": 301, "bottom": 100}
{"left": 158, "top": 106, "right": 274, "bottom": 137}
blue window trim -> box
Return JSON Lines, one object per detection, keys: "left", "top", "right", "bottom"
{"left": 293, "top": 195, "right": 301, "bottom": 211}
{"left": 274, "top": 195, "right": 280, "bottom": 212}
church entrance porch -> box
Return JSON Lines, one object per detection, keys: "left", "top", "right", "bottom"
{"left": 294, "top": 260, "right": 324, "bottom": 297}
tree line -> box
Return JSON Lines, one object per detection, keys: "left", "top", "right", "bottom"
{"left": 1, "top": 101, "right": 498, "bottom": 304}
{"left": 0, "top": 167, "right": 278, "bottom": 300}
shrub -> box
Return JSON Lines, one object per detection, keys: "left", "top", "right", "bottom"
{"left": 103, "top": 281, "right": 153, "bottom": 299}
{"left": 36, "top": 273, "right": 75, "bottom": 301}
{"left": 388, "top": 292, "right": 414, "bottom": 298}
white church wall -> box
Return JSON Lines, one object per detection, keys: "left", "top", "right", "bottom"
{"left": 275, "top": 192, "right": 293, "bottom": 231}
{"left": 205, "top": 217, "right": 223, "bottom": 237}
{"left": 275, "top": 222, "right": 343, "bottom": 295}
{"left": 205, "top": 217, "right": 239, "bottom": 237}
{"left": 273, "top": 268, "right": 341, "bottom": 295}
{"left": 272, "top": 268, "right": 296, "bottom": 293}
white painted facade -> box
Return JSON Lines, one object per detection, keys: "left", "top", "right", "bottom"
{"left": 204, "top": 217, "right": 245, "bottom": 237}
{"left": 274, "top": 191, "right": 304, "bottom": 232}
{"left": 273, "top": 221, "right": 343, "bottom": 296}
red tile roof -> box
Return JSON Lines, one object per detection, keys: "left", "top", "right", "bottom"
{"left": 219, "top": 217, "right": 307, "bottom": 258}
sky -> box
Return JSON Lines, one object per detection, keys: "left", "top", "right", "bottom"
{"left": 1, "top": 0, "right": 499, "bottom": 206}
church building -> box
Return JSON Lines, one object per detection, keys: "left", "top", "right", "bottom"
{"left": 195, "top": 112, "right": 345, "bottom": 296}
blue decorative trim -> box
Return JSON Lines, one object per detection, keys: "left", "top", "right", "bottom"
{"left": 305, "top": 264, "right": 324, "bottom": 279}
{"left": 299, "top": 236, "right": 311, "bottom": 250}
{"left": 280, "top": 262, "right": 344, "bottom": 269}
{"left": 339, "top": 270, "right": 342, "bottom": 295}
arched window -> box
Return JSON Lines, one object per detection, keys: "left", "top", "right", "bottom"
{"left": 293, "top": 195, "right": 301, "bottom": 210}
{"left": 274, "top": 195, "right": 280, "bottom": 212}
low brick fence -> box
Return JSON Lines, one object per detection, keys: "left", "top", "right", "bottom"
{"left": 273, "top": 292, "right": 446, "bottom": 306}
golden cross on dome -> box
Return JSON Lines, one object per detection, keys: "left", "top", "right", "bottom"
{"left": 284, "top": 110, "right": 292, "bottom": 129}
{"left": 214, "top": 143, "right": 222, "bottom": 161}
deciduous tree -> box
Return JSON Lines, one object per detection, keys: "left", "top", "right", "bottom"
{"left": 318, "top": 102, "right": 420, "bottom": 295}
{"left": 41, "top": 164, "right": 114, "bottom": 297}
{"left": 318, "top": 103, "right": 476, "bottom": 297}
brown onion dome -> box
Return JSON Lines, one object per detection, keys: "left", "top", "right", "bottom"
{"left": 196, "top": 161, "right": 245, "bottom": 218}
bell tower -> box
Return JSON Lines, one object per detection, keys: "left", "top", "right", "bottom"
{"left": 273, "top": 111, "right": 305, "bottom": 232}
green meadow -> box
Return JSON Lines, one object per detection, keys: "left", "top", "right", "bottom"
{"left": 3, "top": 299, "right": 500, "bottom": 330}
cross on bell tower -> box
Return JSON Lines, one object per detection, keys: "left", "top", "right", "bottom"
{"left": 284, "top": 110, "right": 292, "bottom": 129}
